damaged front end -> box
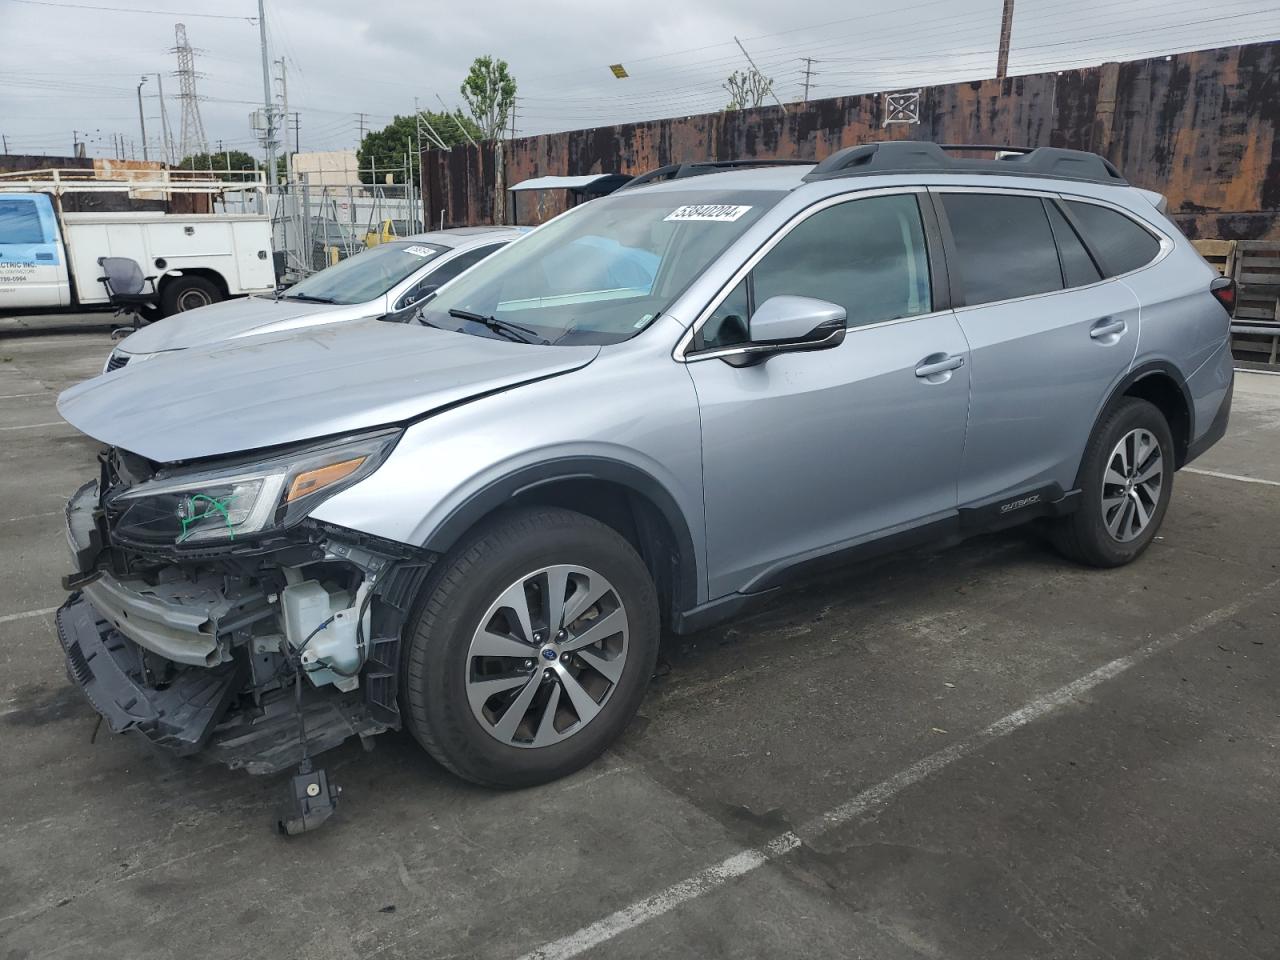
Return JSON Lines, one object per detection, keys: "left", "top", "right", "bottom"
{"left": 55, "top": 434, "right": 432, "bottom": 794}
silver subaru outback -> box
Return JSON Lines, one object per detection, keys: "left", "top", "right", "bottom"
{"left": 54, "top": 142, "right": 1234, "bottom": 827}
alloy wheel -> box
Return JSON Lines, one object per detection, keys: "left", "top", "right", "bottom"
{"left": 465, "top": 564, "right": 629, "bottom": 748}
{"left": 1101, "top": 427, "right": 1164, "bottom": 543}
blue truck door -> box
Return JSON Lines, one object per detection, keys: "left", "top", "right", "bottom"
{"left": 0, "top": 193, "right": 68, "bottom": 310}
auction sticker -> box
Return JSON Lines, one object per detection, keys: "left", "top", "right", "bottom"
{"left": 664, "top": 204, "right": 752, "bottom": 223}
{"left": 404, "top": 245, "right": 436, "bottom": 257}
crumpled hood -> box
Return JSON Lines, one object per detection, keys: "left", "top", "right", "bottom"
{"left": 116, "top": 296, "right": 366, "bottom": 354}
{"left": 59, "top": 319, "right": 599, "bottom": 462}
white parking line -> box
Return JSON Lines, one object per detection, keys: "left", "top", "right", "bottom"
{"left": 3, "top": 510, "right": 61, "bottom": 524}
{"left": 517, "top": 581, "right": 1279, "bottom": 960}
{"left": 0, "top": 421, "right": 67, "bottom": 432}
{"left": 0, "top": 606, "right": 59, "bottom": 625}
{"left": 1183, "top": 467, "right": 1280, "bottom": 487}
{"left": 0, "top": 392, "right": 48, "bottom": 400}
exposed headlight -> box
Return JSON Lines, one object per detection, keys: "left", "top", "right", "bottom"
{"left": 102, "top": 350, "right": 156, "bottom": 374}
{"left": 106, "top": 430, "right": 399, "bottom": 546}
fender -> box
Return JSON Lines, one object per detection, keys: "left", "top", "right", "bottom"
{"left": 1084, "top": 358, "right": 1195, "bottom": 469}
{"left": 421, "top": 455, "right": 701, "bottom": 618}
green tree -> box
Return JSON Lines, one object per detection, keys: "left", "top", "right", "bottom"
{"left": 177, "top": 150, "right": 260, "bottom": 180}
{"left": 460, "top": 55, "right": 517, "bottom": 141}
{"left": 356, "top": 112, "right": 479, "bottom": 185}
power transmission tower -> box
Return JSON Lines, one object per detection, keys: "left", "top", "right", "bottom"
{"left": 996, "top": 0, "right": 1016, "bottom": 79}
{"left": 801, "top": 58, "right": 817, "bottom": 104}
{"left": 173, "top": 23, "right": 209, "bottom": 158}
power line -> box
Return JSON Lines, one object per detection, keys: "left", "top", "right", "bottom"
{"left": 9, "top": 0, "right": 256, "bottom": 20}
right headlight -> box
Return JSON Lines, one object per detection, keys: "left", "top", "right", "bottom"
{"left": 106, "top": 429, "right": 400, "bottom": 547}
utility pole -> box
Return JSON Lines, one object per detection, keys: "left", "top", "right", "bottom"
{"left": 436, "top": 94, "right": 478, "bottom": 147}
{"left": 154, "top": 73, "right": 174, "bottom": 165}
{"left": 996, "top": 0, "right": 1015, "bottom": 80}
{"left": 136, "top": 77, "right": 149, "bottom": 161}
{"left": 1, "top": 133, "right": 8, "bottom": 154}
{"left": 257, "top": 0, "right": 276, "bottom": 182}
{"left": 274, "top": 56, "right": 291, "bottom": 183}
{"left": 357, "top": 112, "right": 368, "bottom": 144}
{"left": 734, "top": 36, "right": 787, "bottom": 114}
{"left": 801, "top": 57, "right": 817, "bottom": 104}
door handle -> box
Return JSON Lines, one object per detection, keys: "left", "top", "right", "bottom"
{"left": 915, "top": 354, "right": 965, "bottom": 378}
{"left": 1089, "top": 318, "right": 1127, "bottom": 340}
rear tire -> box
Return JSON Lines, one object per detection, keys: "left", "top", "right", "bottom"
{"left": 401, "top": 507, "right": 660, "bottom": 788}
{"left": 1050, "top": 397, "right": 1174, "bottom": 567}
{"left": 160, "top": 276, "right": 222, "bottom": 316}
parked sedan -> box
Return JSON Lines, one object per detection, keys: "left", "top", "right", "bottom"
{"left": 103, "top": 226, "right": 525, "bottom": 372}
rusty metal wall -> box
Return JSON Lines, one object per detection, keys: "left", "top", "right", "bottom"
{"left": 423, "top": 41, "right": 1279, "bottom": 239}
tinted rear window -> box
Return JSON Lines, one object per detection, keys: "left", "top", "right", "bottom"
{"left": 1063, "top": 200, "right": 1161, "bottom": 277}
{"left": 941, "top": 193, "right": 1062, "bottom": 305}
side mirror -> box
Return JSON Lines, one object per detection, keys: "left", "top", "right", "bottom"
{"left": 395, "top": 284, "right": 438, "bottom": 312}
{"left": 723, "top": 295, "right": 846, "bottom": 367}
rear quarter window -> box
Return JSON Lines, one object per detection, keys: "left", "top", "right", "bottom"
{"left": 1063, "top": 200, "right": 1162, "bottom": 277}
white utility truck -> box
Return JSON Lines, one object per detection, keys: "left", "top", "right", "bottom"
{"left": 0, "top": 170, "right": 276, "bottom": 318}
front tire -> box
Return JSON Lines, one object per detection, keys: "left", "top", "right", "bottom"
{"left": 402, "top": 507, "right": 660, "bottom": 788}
{"left": 1050, "top": 397, "right": 1174, "bottom": 567}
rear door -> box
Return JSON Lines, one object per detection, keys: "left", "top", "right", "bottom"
{"left": 934, "top": 189, "right": 1141, "bottom": 505}
{"left": 0, "top": 194, "right": 68, "bottom": 309}
{"left": 685, "top": 190, "right": 971, "bottom": 599}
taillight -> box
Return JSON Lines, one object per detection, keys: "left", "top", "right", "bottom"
{"left": 1210, "top": 276, "right": 1236, "bottom": 315}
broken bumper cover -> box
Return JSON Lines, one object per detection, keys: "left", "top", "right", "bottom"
{"left": 55, "top": 592, "right": 246, "bottom": 754}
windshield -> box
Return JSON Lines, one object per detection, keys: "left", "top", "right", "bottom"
{"left": 419, "top": 189, "right": 783, "bottom": 345}
{"left": 281, "top": 240, "right": 447, "bottom": 305}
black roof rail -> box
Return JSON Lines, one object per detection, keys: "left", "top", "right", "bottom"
{"left": 803, "top": 141, "right": 1126, "bottom": 185}
{"left": 620, "top": 158, "right": 814, "bottom": 190}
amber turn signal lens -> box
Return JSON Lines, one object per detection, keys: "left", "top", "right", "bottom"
{"left": 285, "top": 456, "right": 366, "bottom": 503}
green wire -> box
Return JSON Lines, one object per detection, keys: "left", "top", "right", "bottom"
{"left": 177, "top": 493, "right": 238, "bottom": 543}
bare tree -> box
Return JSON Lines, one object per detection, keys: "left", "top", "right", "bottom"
{"left": 724, "top": 68, "right": 775, "bottom": 110}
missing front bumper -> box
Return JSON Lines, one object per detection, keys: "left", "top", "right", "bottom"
{"left": 56, "top": 592, "right": 246, "bottom": 753}
{"left": 56, "top": 591, "right": 389, "bottom": 773}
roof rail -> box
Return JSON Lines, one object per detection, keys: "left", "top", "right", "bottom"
{"left": 803, "top": 141, "right": 1126, "bottom": 185}
{"left": 621, "top": 158, "right": 813, "bottom": 190}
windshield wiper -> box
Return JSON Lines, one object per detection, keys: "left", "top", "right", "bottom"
{"left": 447, "top": 308, "right": 541, "bottom": 344}
{"left": 281, "top": 293, "right": 336, "bottom": 304}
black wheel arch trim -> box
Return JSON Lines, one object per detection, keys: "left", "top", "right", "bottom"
{"left": 420, "top": 456, "right": 701, "bottom": 623}
{"left": 1095, "top": 360, "right": 1195, "bottom": 465}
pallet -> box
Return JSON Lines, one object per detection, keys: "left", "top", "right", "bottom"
{"left": 1192, "top": 238, "right": 1236, "bottom": 277}
{"left": 1206, "top": 240, "right": 1280, "bottom": 369}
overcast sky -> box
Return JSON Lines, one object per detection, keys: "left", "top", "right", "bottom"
{"left": 2, "top": 0, "right": 1277, "bottom": 163}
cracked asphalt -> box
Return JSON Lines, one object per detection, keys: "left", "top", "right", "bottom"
{"left": 1, "top": 313, "right": 1277, "bottom": 960}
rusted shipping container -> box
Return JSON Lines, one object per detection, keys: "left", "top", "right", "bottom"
{"left": 424, "top": 41, "right": 1279, "bottom": 238}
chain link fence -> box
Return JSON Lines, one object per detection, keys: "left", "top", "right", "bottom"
{"left": 221, "top": 166, "right": 423, "bottom": 285}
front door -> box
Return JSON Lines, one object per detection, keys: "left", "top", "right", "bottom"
{"left": 684, "top": 191, "right": 971, "bottom": 599}
{"left": 0, "top": 194, "right": 68, "bottom": 310}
